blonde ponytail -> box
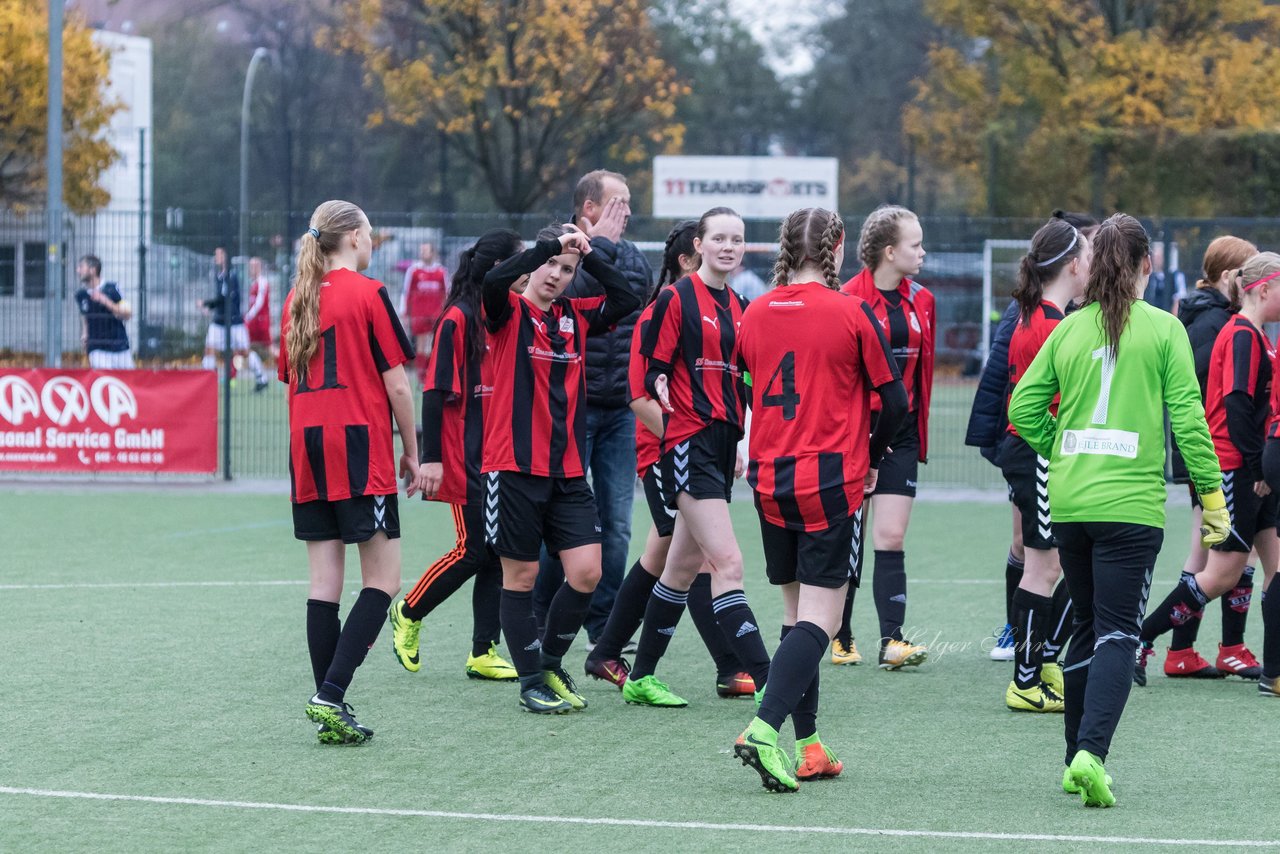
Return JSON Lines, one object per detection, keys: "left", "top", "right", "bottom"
{"left": 285, "top": 200, "right": 366, "bottom": 382}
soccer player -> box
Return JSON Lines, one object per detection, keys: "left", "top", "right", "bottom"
{"left": 1008, "top": 213, "right": 1228, "bottom": 807}
{"left": 387, "top": 230, "right": 525, "bottom": 682}
{"left": 997, "top": 218, "right": 1089, "bottom": 712}
{"left": 244, "top": 256, "right": 275, "bottom": 365}
{"left": 733, "top": 208, "right": 906, "bottom": 793}
{"left": 584, "top": 221, "right": 754, "bottom": 699}
{"left": 1161, "top": 236, "right": 1260, "bottom": 680}
{"left": 481, "top": 205, "right": 641, "bottom": 714}
{"left": 837, "top": 205, "right": 933, "bottom": 670}
{"left": 1259, "top": 265, "right": 1280, "bottom": 697}
{"left": 1138, "top": 251, "right": 1280, "bottom": 688}
{"left": 400, "top": 241, "right": 448, "bottom": 386}
{"left": 622, "top": 207, "right": 771, "bottom": 708}
{"left": 74, "top": 254, "right": 135, "bottom": 369}
{"left": 965, "top": 210, "right": 1097, "bottom": 663}
{"left": 202, "top": 246, "right": 269, "bottom": 390}
{"left": 281, "top": 200, "right": 426, "bottom": 744}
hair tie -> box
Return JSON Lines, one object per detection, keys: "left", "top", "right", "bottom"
{"left": 307, "top": 227, "right": 320, "bottom": 239}
{"left": 1035, "top": 227, "right": 1078, "bottom": 267}
{"left": 1243, "top": 270, "right": 1280, "bottom": 292}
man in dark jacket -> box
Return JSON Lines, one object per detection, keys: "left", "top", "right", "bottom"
{"left": 534, "top": 170, "right": 654, "bottom": 645}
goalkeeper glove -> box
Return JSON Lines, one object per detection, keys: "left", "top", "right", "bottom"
{"left": 1199, "top": 488, "right": 1230, "bottom": 547}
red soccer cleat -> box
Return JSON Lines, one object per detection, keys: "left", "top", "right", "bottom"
{"left": 716, "top": 671, "right": 755, "bottom": 698}
{"left": 584, "top": 656, "right": 630, "bottom": 688}
{"left": 1215, "top": 643, "right": 1263, "bottom": 680}
{"left": 1164, "top": 647, "right": 1224, "bottom": 679}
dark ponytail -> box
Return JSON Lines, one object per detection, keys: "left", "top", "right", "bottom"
{"left": 1082, "top": 213, "right": 1149, "bottom": 357}
{"left": 1014, "top": 218, "right": 1083, "bottom": 324}
{"left": 1052, "top": 209, "right": 1100, "bottom": 238}
{"left": 658, "top": 220, "right": 698, "bottom": 294}
{"left": 442, "top": 228, "right": 522, "bottom": 367}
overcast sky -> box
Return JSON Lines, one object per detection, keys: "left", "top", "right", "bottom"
{"left": 730, "top": 0, "right": 831, "bottom": 75}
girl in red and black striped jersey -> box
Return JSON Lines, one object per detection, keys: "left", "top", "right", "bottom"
{"left": 837, "top": 205, "right": 935, "bottom": 670}
{"left": 998, "top": 218, "right": 1090, "bottom": 713}
{"left": 584, "top": 221, "right": 754, "bottom": 699}
{"left": 481, "top": 204, "right": 641, "bottom": 714}
{"left": 387, "top": 230, "right": 525, "bottom": 683}
{"left": 733, "top": 208, "right": 907, "bottom": 792}
{"left": 624, "top": 207, "right": 771, "bottom": 708}
{"left": 1143, "top": 252, "right": 1280, "bottom": 691}
{"left": 281, "top": 200, "right": 426, "bottom": 744}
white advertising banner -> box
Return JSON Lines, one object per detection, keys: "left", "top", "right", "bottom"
{"left": 652, "top": 156, "right": 839, "bottom": 219}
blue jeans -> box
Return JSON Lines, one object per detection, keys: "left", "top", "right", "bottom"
{"left": 534, "top": 405, "right": 636, "bottom": 641}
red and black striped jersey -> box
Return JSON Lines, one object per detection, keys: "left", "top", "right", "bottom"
{"left": 279, "top": 267, "right": 415, "bottom": 503}
{"left": 1005, "top": 301, "right": 1065, "bottom": 435}
{"left": 400, "top": 262, "right": 447, "bottom": 322}
{"left": 1206, "top": 315, "right": 1274, "bottom": 470}
{"left": 737, "top": 283, "right": 900, "bottom": 531}
{"left": 630, "top": 302, "right": 661, "bottom": 476}
{"left": 640, "top": 273, "right": 749, "bottom": 452}
{"left": 425, "top": 302, "right": 490, "bottom": 505}
{"left": 841, "top": 268, "right": 935, "bottom": 461}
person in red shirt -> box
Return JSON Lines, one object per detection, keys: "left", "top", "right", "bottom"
{"left": 279, "top": 200, "right": 426, "bottom": 744}
{"left": 386, "top": 229, "right": 524, "bottom": 683}
{"left": 1142, "top": 251, "right": 1280, "bottom": 689}
{"left": 244, "top": 256, "right": 274, "bottom": 364}
{"left": 836, "top": 205, "right": 935, "bottom": 670}
{"left": 481, "top": 203, "right": 641, "bottom": 715}
{"left": 997, "top": 218, "right": 1090, "bottom": 713}
{"left": 732, "top": 207, "right": 906, "bottom": 793}
{"left": 400, "top": 241, "right": 449, "bottom": 386}
{"left": 584, "top": 221, "right": 753, "bottom": 698}
{"left": 620, "top": 207, "right": 771, "bottom": 709}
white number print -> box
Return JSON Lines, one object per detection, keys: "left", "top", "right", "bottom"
{"left": 1091, "top": 346, "right": 1116, "bottom": 425}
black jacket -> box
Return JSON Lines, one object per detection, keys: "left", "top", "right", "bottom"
{"left": 965, "top": 299, "right": 1021, "bottom": 464}
{"left": 1179, "top": 287, "right": 1233, "bottom": 398}
{"left": 561, "top": 236, "right": 653, "bottom": 408}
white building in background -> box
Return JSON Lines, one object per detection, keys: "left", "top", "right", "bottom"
{"left": 0, "top": 30, "right": 152, "bottom": 360}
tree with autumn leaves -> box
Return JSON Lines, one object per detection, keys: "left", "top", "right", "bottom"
{"left": 344, "top": 0, "right": 685, "bottom": 213}
{"left": 905, "top": 0, "right": 1280, "bottom": 215}
{"left": 0, "top": 0, "right": 118, "bottom": 213}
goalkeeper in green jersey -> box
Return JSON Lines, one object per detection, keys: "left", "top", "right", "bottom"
{"left": 1008, "top": 213, "right": 1227, "bottom": 808}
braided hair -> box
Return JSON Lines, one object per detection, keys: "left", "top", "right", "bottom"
{"left": 770, "top": 208, "right": 845, "bottom": 290}
{"left": 658, "top": 220, "right": 698, "bottom": 293}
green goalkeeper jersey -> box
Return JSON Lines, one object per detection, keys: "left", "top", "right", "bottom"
{"left": 1008, "top": 300, "right": 1220, "bottom": 528}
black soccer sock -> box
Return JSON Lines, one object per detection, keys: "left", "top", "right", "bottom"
{"left": 318, "top": 587, "right": 391, "bottom": 704}
{"left": 500, "top": 588, "right": 543, "bottom": 688}
{"left": 1005, "top": 552, "right": 1025, "bottom": 626}
{"left": 757, "top": 621, "right": 826, "bottom": 733}
{"left": 470, "top": 559, "right": 502, "bottom": 658}
{"left": 872, "top": 549, "right": 908, "bottom": 646}
{"left": 1011, "top": 588, "right": 1052, "bottom": 689}
{"left": 629, "top": 581, "right": 689, "bottom": 681}
{"left": 1169, "top": 571, "right": 1204, "bottom": 651}
{"left": 836, "top": 584, "right": 857, "bottom": 646}
{"left": 688, "top": 572, "right": 740, "bottom": 677}
{"left": 779, "top": 625, "right": 821, "bottom": 740}
{"left": 1262, "top": 577, "right": 1280, "bottom": 679}
{"left": 712, "top": 589, "right": 771, "bottom": 689}
{"left": 306, "top": 599, "right": 341, "bottom": 693}
{"left": 1042, "top": 579, "right": 1072, "bottom": 663}
{"left": 591, "top": 560, "right": 659, "bottom": 662}
{"left": 1141, "top": 575, "right": 1209, "bottom": 644}
{"left": 539, "top": 581, "right": 595, "bottom": 665}
{"left": 1221, "top": 565, "right": 1255, "bottom": 648}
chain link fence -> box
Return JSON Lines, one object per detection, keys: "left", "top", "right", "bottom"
{"left": 4, "top": 208, "right": 1279, "bottom": 484}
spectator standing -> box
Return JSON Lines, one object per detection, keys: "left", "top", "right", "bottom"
{"left": 201, "top": 246, "right": 269, "bottom": 391}
{"left": 74, "top": 254, "right": 134, "bottom": 369}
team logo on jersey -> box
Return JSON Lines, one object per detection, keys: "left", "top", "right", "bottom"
{"left": 702, "top": 314, "right": 719, "bottom": 330}
{"left": 909, "top": 312, "right": 921, "bottom": 334}
{"left": 559, "top": 316, "right": 575, "bottom": 335}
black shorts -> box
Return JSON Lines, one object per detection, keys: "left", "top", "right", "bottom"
{"left": 642, "top": 464, "right": 677, "bottom": 538}
{"left": 1212, "top": 468, "right": 1280, "bottom": 554}
{"left": 873, "top": 417, "right": 919, "bottom": 498}
{"left": 483, "top": 471, "right": 601, "bottom": 562}
{"left": 293, "top": 494, "right": 400, "bottom": 544}
{"left": 660, "top": 421, "right": 737, "bottom": 508}
{"left": 997, "top": 434, "right": 1055, "bottom": 550}
{"left": 759, "top": 511, "right": 860, "bottom": 589}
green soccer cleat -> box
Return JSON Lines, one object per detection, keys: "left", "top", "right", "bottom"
{"left": 1006, "top": 681, "right": 1065, "bottom": 713}
{"left": 621, "top": 674, "right": 688, "bottom": 707}
{"left": 543, "top": 667, "right": 588, "bottom": 710}
{"left": 1040, "top": 662, "right": 1064, "bottom": 697}
{"left": 305, "top": 694, "right": 368, "bottom": 744}
{"left": 734, "top": 718, "right": 798, "bottom": 793}
{"left": 317, "top": 720, "right": 373, "bottom": 744}
{"left": 388, "top": 598, "right": 422, "bottom": 673}
{"left": 1067, "top": 750, "right": 1116, "bottom": 807}
{"left": 519, "top": 682, "right": 574, "bottom": 715}
{"left": 466, "top": 644, "right": 519, "bottom": 681}
{"left": 1061, "top": 765, "right": 1112, "bottom": 795}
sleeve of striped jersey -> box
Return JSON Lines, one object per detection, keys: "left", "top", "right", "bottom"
{"left": 427, "top": 316, "right": 463, "bottom": 398}
{"left": 640, "top": 286, "right": 680, "bottom": 364}
{"left": 1006, "top": 326, "right": 1061, "bottom": 460}
{"left": 277, "top": 296, "right": 291, "bottom": 383}
{"left": 1164, "top": 324, "right": 1221, "bottom": 494}
{"left": 855, "top": 301, "right": 900, "bottom": 388}
{"left": 579, "top": 249, "right": 641, "bottom": 334}
{"left": 1228, "top": 328, "right": 1261, "bottom": 396}
{"left": 369, "top": 286, "right": 415, "bottom": 373}
{"left": 628, "top": 322, "right": 648, "bottom": 403}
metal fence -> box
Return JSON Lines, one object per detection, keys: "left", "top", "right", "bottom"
{"left": 5, "top": 208, "right": 1280, "bottom": 483}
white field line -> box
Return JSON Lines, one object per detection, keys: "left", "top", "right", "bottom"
{"left": 0, "top": 787, "right": 1275, "bottom": 848}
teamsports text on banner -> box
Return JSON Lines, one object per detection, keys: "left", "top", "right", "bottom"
{"left": 652, "top": 156, "right": 839, "bottom": 219}
{"left": 0, "top": 369, "right": 218, "bottom": 474}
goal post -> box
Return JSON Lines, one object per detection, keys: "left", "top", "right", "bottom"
{"left": 981, "top": 239, "right": 1031, "bottom": 366}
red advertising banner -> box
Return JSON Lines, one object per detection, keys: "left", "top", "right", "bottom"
{"left": 0, "top": 369, "right": 218, "bottom": 474}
